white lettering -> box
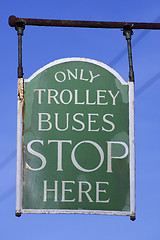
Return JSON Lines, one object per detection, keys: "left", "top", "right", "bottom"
{"left": 55, "top": 71, "right": 66, "bottom": 82}
{"left": 71, "top": 141, "right": 104, "bottom": 172}
{"left": 62, "top": 181, "right": 75, "bottom": 202}
{"left": 48, "top": 89, "right": 59, "bottom": 104}
{"left": 38, "top": 113, "right": 52, "bottom": 131}
{"left": 88, "top": 113, "right": 99, "bottom": 132}
{"left": 43, "top": 180, "right": 58, "bottom": 202}
{"left": 89, "top": 71, "right": 100, "bottom": 83}
{"left": 55, "top": 113, "right": 69, "bottom": 131}
{"left": 97, "top": 90, "right": 108, "bottom": 105}
{"left": 75, "top": 90, "right": 85, "bottom": 105}
{"left": 108, "top": 90, "right": 120, "bottom": 105}
{"left": 80, "top": 69, "right": 88, "bottom": 81}
{"left": 86, "top": 90, "right": 96, "bottom": 105}
{"left": 34, "top": 89, "right": 46, "bottom": 104}
{"left": 107, "top": 141, "right": 129, "bottom": 172}
{"left": 72, "top": 113, "right": 85, "bottom": 131}
{"left": 48, "top": 140, "right": 72, "bottom": 171}
{"left": 60, "top": 89, "right": 72, "bottom": 104}
{"left": 67, "top": 69, "right": 78, "bottom": 80}
{"left": 102, "top": 114, "right": 115, "bottom": 132}
{"left": 26, "top": 140, "right": 46, "bottom": 171}
{"left": 96, "top": 182, "right": 110, "bottom": 203}
{"left": 79, "top": 181, "right": 93, "bottom": 202}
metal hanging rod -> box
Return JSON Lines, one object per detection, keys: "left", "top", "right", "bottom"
{"left": 9, "top": 15, "right": 160, "bottom": 30}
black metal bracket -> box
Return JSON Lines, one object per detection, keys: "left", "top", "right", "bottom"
{"left": 15, "top": 22, "right": 25, "bottom": 78}
{"left": 123, "top": 25, "right": 135, "bottom": 82}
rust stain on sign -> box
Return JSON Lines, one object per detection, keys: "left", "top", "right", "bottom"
{"left": 18, "top": 78, "right": 24, "bottom": 101}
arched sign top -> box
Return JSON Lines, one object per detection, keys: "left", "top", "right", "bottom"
{"left": 19, "top": 56, "right": 135, "bottom": 219}
{"left": 25, "top": 57, "right": 127, "bottom": 85}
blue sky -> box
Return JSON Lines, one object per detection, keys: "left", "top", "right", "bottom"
{"left": 0, "top": 0, "right": 160, "bottom": 239}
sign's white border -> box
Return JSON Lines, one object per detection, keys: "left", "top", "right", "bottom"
{"left": 22, "top": 209, "right": 130, "bottom": 216}
{"left": 16, "top": 58, "right": 135, "bottom": 219}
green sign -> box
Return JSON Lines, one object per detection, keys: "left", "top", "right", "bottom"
{"left": 16, "top": 58, "right": 135, "bottom": 219}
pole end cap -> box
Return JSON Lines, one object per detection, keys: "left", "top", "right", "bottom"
{"left": 9, "top": 15, "right": 17, "bottom": 27}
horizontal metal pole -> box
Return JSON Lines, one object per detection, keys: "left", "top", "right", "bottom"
{"left": 9, "top": 15, "right": 160, "bottom": 30}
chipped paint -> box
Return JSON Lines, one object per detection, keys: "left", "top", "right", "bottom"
{"left": 18, "top": 78, "right": 24, "bottom": 101}
{"left": 22, "top": 209, "right": 130, "bottom": 216}
{"left": 16, "top": 78, "right": 24, "bottom": 217}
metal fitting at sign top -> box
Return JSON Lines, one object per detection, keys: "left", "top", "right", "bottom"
{"left": 123, "top": 26, "right": 135, "bottom": 82}
{"left": 123, "top": 24, "right": 134, "bottom": 40}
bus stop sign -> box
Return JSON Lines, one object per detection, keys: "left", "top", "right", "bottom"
{"left": 16, "top": 58, "right": 135, "bottom": 219}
